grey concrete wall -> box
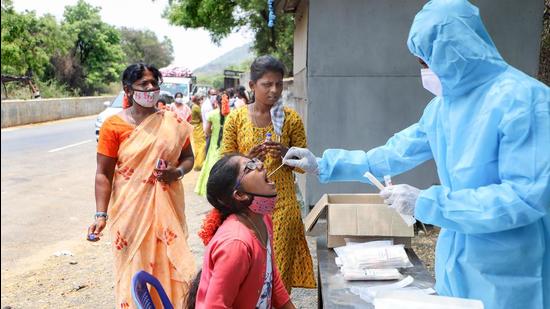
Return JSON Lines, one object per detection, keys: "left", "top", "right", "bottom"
{"left": 1, "top": 96, "right": 116, "bottom": 128}
{"left": 300, "top": 0, "right": 544, "bottom": 206}
{"left": 474, "top": 0, "right": 544, "bottom": 76}
{"left": 293, "top": 0, "right": 309, "bottom": 75}
{"left": 291, "top": 0, "right": 310, "bottom": 205}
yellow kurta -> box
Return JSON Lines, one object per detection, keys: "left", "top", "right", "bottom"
{"left": 221, "top": 106, "right": 316, "bottom": 291}
{"left": 190, "top": 104, "right": 206, "bottom": 170}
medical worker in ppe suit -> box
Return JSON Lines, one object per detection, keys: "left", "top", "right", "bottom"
{"left": 283, "top": 1, "right": 550, "bottom": 308}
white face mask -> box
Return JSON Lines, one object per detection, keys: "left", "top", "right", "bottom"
{"left": 132, "top": 89, "right": 160, "bottom": 107}
{"left": 175, "top": 97, "right": 183, "bottom": 104}
{"left": 421, "top": 68, "right": 443, "bottom": 96}
{"left": 210, "top": 95, "right": 217, "bottom": 103}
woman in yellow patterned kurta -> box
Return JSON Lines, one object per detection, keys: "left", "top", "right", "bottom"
{"left": 220, "top": 55, "right": 316, "bottom": 292}
{"left": 190, "top": 96, "right": 206, "bottom": 171}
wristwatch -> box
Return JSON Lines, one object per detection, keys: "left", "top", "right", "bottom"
{"left": 95, "top": 211, "right": 108, "bottom": 220}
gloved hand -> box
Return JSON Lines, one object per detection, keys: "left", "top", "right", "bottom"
{"left": 283, "top": 147, "right": 319, "bottom": 174}
{"left": 379, "top": 184, "right": 421, "bottom": 217}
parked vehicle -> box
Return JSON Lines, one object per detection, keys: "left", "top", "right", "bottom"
{"left": 159, "top": 66, "right": 196, "bottom": 106}
{"left": 193, "top": 84, "right": 210, "bottom": 97}
{"left": 95, "top": 91, "right": 124, "bottom": 141}
{"left": 95, "top": 90, "right": 175, "bottom": 141}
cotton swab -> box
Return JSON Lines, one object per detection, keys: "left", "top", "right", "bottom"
{"left": 267, "top": 162, "right": 285, "bottom": 178}
{"left": 266, "top": 156, "right": 287, "bottom": 178}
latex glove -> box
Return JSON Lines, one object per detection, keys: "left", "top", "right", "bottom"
{"left": 283, "top": 147, "right": 319, "bottom": 174}
{"left": 379, "top": 184, "right": 421, "bottom": 217}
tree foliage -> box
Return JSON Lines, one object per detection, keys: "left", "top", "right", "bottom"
{"left": 1, "top": 0, "right": 70, "bottom": 78}
{"left": 1, "top": 0, "right": 176, "bottom": 97}
{"left": 119, "top": 27, "right": 174, "bottom": 68}
{"left": 165, "top": 0, "right": 294, "bottom": 74}
{"left": 196, "top": 73, "right": 224, "bottom": 89}
{"left": 60, "top": 0, "right": 126, "bottom": 94}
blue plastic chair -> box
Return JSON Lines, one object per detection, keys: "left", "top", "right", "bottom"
{"left": 131, "top": 270, "right": 174, "bottom": 309}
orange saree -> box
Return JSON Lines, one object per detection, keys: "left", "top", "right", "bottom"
{"left": 107, "top": 111, "right": 195, "bottom": 308}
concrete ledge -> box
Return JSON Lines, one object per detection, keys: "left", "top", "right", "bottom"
{"left": 1, "top": 96, "right": 116, "bottom": 128}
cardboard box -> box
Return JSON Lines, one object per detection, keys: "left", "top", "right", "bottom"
{"left": 304, "top": 194, "right": 414, "bottom": 248}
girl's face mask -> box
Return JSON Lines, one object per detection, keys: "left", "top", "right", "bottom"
{"left": 246, "top": 193, "right": 277, "bottom": 215}
{"left": 175, "top": 97, "right": 183, "bottom": 104}
{"left": 132, "top": 88, "right": 160, "bottom": 107}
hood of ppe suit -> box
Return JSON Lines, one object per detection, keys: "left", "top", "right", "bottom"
{"left": 407, "top": 0, "right": 508, "bottom": 96}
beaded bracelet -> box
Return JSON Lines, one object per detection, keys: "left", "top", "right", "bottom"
{"left": 95, "top": 211, "right": 108, "bottom": 220}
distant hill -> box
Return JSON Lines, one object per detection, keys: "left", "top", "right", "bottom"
{"left": 194, "top": 43, "right": 254, "bottom": 76}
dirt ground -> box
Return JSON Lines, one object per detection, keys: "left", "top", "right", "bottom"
{"left": 1, "top": 171, "right": 437, "bottom": 308}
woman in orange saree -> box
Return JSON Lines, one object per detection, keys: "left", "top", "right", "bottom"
{"left": 88, "top": 63, "right": 195, "bottom": 308}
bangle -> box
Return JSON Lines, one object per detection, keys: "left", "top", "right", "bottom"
{"left": 95, "top": 211, "right": 108, "bottom": 220}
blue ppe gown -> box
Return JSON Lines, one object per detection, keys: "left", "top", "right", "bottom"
{"left": 316, "top": 1, "right": 550, "bottom": 308}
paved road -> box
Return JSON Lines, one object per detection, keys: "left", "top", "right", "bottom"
{"left": 1, "top": 116, "right": 99, "bottom": 271}
{"left": 1, "top": 116, "right": 318, "bottom": 308}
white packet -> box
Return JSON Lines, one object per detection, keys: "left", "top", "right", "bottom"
{"left": 334, "top": 240, "right": 394, "bottom": 257}
{"left": 350, "top": 275, "right": 414, "bottom": 303}
{"left": 335, "top": 240, "right": 395, "bottom": 270}
{"left": 342, "top": 268, "right": 403, "bottom": 281}
{"left": 354, "top": 244, "right": 413, "bottom": 269}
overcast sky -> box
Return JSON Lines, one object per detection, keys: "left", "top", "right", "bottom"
{"left": 12, "top": 0, "right": 252, "bottom": 71}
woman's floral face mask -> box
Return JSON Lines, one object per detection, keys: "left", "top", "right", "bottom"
{"left": 132, "top": 88, "right": 160, "bottom": 108}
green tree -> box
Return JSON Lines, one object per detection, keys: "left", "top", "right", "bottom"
{"left": 226, "top": 58, "right": 253, "bottom": 73}
{"left": 1, "top": 0, "right": 70, "bottom": 79}
{"left": 165, "top": 0, "right": 294, "bottom": 74}
{"left": 61, "top": 0, "right": 125, "bottom": 95}
{"left": 119, "top": 27, "right": 175, "bottom": 68}
{"left": 196, "top": 73, "right": 224, "bottom": 89}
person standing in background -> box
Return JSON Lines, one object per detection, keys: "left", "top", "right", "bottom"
{"left": 195, "top": 94, "right": 224, "bottom": 197}
{"left": 202, "top": 88, "right": 217, "bottom": 131}
{"left": 226, "top": 88, "right": 236, "bottom": 109}
{"left": 202, "top": 88, "right": 218, "bottom": 157}
{"left": 170, "top": 92, "right": 192, "bottom": 122}
{"left": 190, "top": 95, "right": 206, "bottom": 171}
{"left": 234, "top": 85, "right": 249, "bottom": 109}
{"left": 220, "top": 91, "right": 231, "bottom": 117}
{"left": 156, "top": 97, "right": 168, "bottom": 110}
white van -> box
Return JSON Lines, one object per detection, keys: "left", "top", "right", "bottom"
{"left": 95, "top": 90, "right": 174, "bottom": 141}
{"left": 95, "top": 91, "right": 124, "bottom": 141}
{"left": 160, "top": 76, "right": 194, "bottom": 104}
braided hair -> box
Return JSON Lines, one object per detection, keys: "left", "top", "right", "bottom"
{"left": 198, "top": 154, "right": 248, "bottom": 245}
{"left": 217, "top": 94, "right": 226, "bottom": 148}
{"left": 191, "top": 154, "right": 250, "bottom": 309}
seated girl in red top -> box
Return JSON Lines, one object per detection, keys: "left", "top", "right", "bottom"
{"left": 192, "top": 154, "right": 296, "bottom": 309}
